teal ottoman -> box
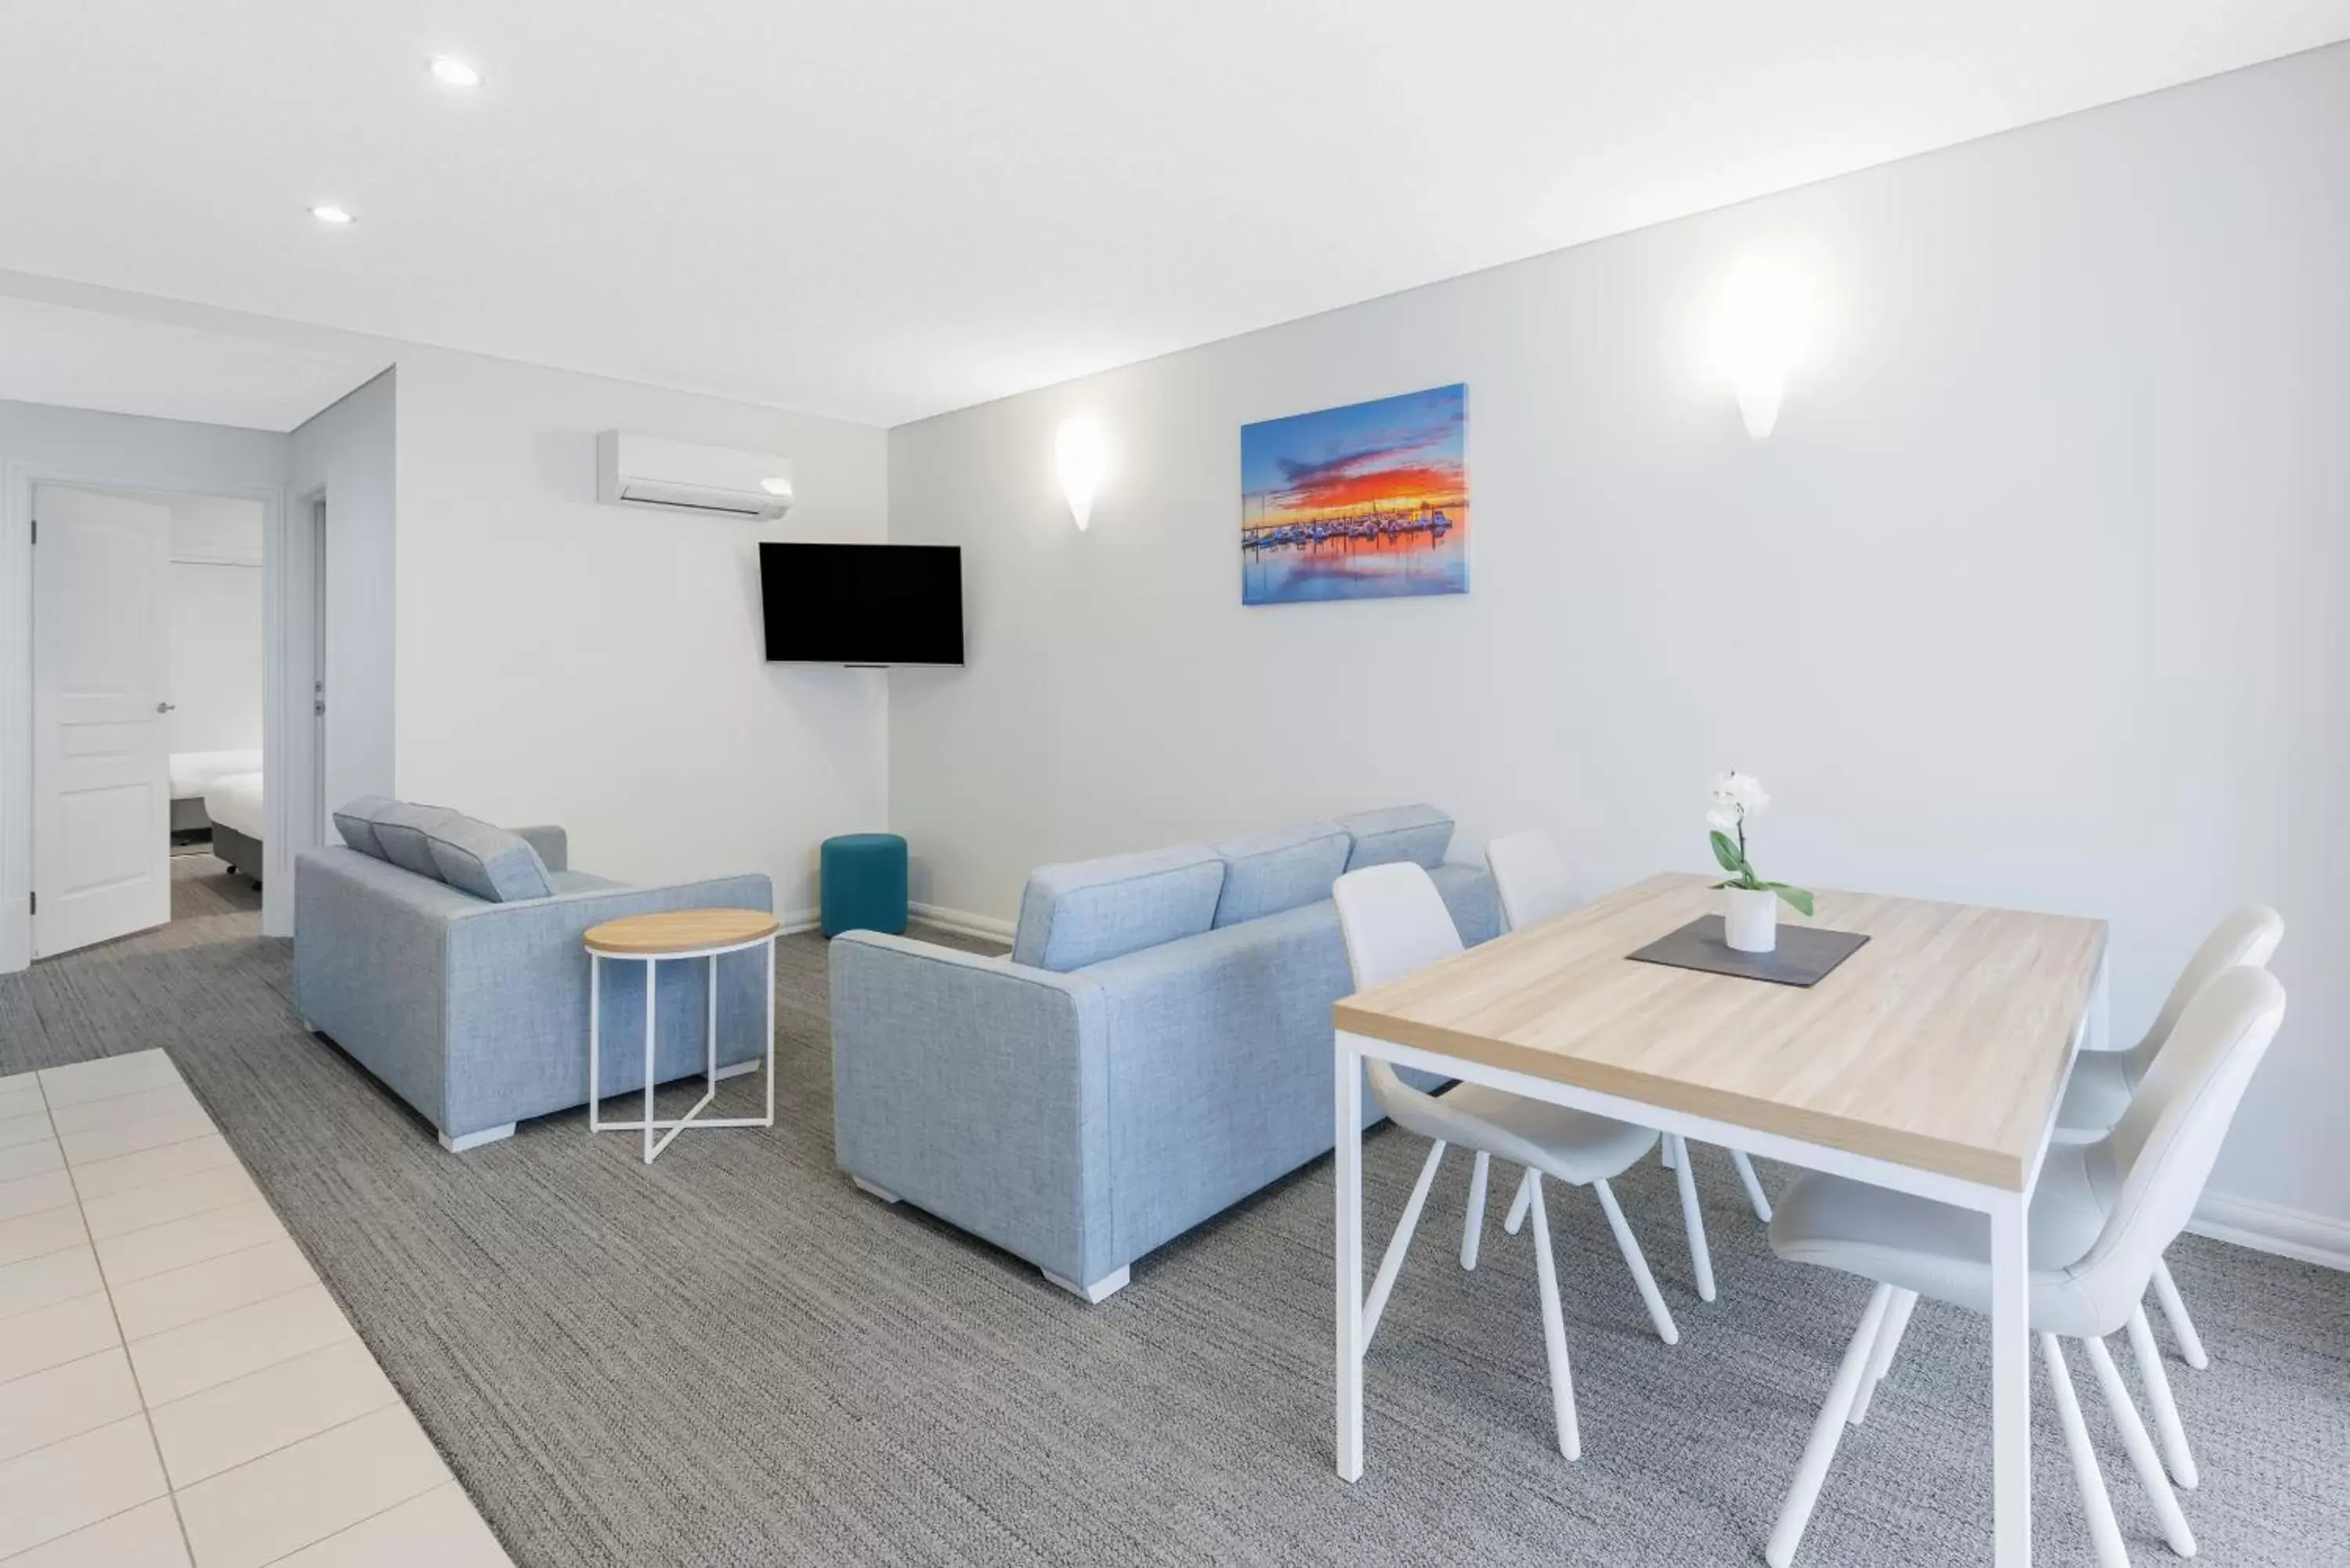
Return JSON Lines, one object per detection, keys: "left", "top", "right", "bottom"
{"left": 821, "top": 833, "right": 908, "bottom": 938}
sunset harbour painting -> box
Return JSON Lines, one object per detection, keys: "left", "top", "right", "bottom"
{"left": 1240, "top": 383, "right": 1468, "bottom": 605}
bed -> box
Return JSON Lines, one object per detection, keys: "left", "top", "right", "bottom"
{"left": 170, "top": 749, "right": 262, "bottom": 836}
{"left": 204, "top": 770, "right": 266, "bottom": 884}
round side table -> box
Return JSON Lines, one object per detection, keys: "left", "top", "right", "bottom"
{"left": 584, "top": 908, "right": 780, "bottom": 1164}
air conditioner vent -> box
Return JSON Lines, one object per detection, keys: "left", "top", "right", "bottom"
{"left": 597, "top": 432, "right": 793, "bottom": 520}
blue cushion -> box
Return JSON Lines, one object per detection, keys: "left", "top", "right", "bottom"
{"left": 1337, "top": 804, "right": 1455, "bottom": 872}
{"left": 1010, "top": 844, "right": 1225, "bottom": 972}
{"left": 372, "top": 802, "right": 457, "bottom": 880}
{"left": 1209, "top": 821, "right": 1350, "bottom": 927}
{"left": 425, "top": 814, "right": 554, "bottom": 903}
{"left": 331, "top": 796, "right": 399, "bottom": 860}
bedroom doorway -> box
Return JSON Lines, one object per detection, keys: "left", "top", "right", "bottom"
{"left": 30, "top": 482, "right": 267, "bottom": 957}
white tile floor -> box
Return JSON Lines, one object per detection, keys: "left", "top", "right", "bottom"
{"left": 0, "top": 1053, "right": 512, "bottom": 1567}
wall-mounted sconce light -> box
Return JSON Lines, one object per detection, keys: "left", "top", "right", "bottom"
{"left": 1708, "top": 254, "right": 1819, "bottom": 439}
{"left": 1056, "top": 417, "right": 1108, "bottom": 531}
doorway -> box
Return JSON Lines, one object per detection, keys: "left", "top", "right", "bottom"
{"left": 30, "top": 482, "right": 280, "bottom": 957}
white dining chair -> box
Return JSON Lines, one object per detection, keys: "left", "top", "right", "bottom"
{"left": 1762, "top": 965, "right": 2287, "bottom": 1568}
{"left": 1473, "top": 829, "right": 1770, "bottom": 1306}
{"left": 2055, "top": 905, "right": 2281, "bottom": 1373}
{"left": 1333, "top": 862, "right": 1679, "bottom": 1461}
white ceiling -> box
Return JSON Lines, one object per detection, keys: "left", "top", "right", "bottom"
{"left": 0, "top": 292, "right": 387, "bottom": 432}
{"left": 1, "top": 2, "right": 2345, "bottom": 427}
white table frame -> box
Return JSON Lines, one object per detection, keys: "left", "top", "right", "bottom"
{"left": 588, "top": 930, "right": 779, "bottom": 1164}
{"left": 1334, "top": 949, "right": 2107, "bottom": 1567}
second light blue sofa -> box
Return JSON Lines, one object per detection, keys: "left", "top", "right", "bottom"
{"left": 830, "top": 804, "right": 1498, "bottom": 1301}
{"left": 295, "top": 799, "right": 774, "bottom": 1152}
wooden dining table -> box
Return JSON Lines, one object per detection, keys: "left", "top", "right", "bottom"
{"left": 1331, "top": 872, "right": 2108, "bottom": 1567}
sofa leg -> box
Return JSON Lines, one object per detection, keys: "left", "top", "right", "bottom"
{"left": 851, "top": 1176, "right": 901, "bottom": 1204}
{"left": 1043, "top": 1265, "right": 1130, "bottom": 1304}
{"left": 439, "top": 1124, "right": 516, "bottom": 1154}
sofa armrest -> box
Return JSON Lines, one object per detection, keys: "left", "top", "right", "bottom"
{"left": 295, "top": 848, "right": 473, "bottom": 1128}
{"left": 830, "top": 932, "right": 1113, "bottom": 1284}
{"left": 1431, "top": 860, "right": 1501, "bottom": 945}
{"left": 508, "top": 824, "right": 567, "bottom": 873}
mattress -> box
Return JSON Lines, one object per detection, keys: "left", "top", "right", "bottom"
{"left": 203, "top": 771, "right": 267, "bottom": 840}
{"left": 170, "top": 749, "right": 263, "bottom": 799}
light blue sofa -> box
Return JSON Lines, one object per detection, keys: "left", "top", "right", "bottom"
{"left": 294, "top": 800, "right": 773, "bottom": 1151}
{"left": 830, "top": 804, "right": 1499, "bottom": 1301}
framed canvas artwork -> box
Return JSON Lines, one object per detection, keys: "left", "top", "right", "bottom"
{"left": 1239, "top": 383, "right": 1468, "bottom": 605}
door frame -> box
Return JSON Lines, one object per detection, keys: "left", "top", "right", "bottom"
{"left": 3, "top": 462, "right": 303, "bottom": 970}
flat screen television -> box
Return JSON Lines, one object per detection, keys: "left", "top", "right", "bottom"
{"left": 758, "top": 543, "right": 964, "bottom": 666}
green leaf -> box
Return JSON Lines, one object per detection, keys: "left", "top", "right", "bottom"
{"left": 1766, "top": 883, "right": 1815, "bottom": 918}
{"left": 1708, "top": 831, "right": 1744, "bottom": 876}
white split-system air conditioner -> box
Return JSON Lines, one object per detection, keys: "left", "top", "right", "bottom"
{"left": 595, "top": 430, "right": 794, "bottom": 519}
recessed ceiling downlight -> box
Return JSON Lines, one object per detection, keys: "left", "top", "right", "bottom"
{"left": 310, "top": 204, "right": 356, "bottom": 225}
{"left": 430, "top": 56, "right": 481, "bottom": 88}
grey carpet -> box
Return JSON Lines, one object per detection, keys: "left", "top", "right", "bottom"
{"left": 3, "top": 861, "right": 2345, "bottom": 1566}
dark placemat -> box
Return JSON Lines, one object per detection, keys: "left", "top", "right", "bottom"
{"left": 1625, "top": 915, "right": 1870, "bottom": 988}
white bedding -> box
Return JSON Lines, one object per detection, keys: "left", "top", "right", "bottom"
{"left": 170, "top": 749, "right": 263, "bottom": 800}
{"left": 204, "top": 771, "right": 266, "bottom": 840}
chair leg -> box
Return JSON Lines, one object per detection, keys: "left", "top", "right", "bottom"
{"left": 1461, "top": 1150, "right": 1491, "bottom": 1270}
{"left": 1503, "top": 1165, "right": 1534, "bottom": 1234}
{"left": 2044, "top": 1334, "right": 2131, "bottom": 1568}
{"left": 1848, "top": 1288, "right": 1916, "bottom": 1427}
{"left": 1730, "top": 1147, "right": 1774, "bottom": 1223}
{"left": 1668, "top": 1134, "right": 1717, "bottom": 1302}
{"left": 2150, "top": 1256, "right": 2211, "bottom": 1371}
{"left": 2126, "top": 1306, "right": 2200, "bottom": 1490}
{"left": 1362, "top": 1140, "right": 1446, "bottom": 1346}
{"left": 1524, "top": 1173, "right": 1581, "bottom": 1461}
{"left": 2083, "top": 1334, "right": 2199, "bottom": 1559}
{"left": 1766, "top": 1283, "right": 1895, "bottom": 1568}
{"left": 1593, "top": 1178, "right": 1679, "bottom": 1346}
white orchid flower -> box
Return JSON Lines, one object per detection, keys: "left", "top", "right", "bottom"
{"left": 1711, "top": 771, "right": 1770, "bottom": 822}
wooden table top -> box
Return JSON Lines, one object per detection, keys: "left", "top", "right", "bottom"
{"left": 584, "top": 908, "right": 780, "bottom": 956}
{"left": 1334, "top": 873, "right": 2105, "bottom": 1190}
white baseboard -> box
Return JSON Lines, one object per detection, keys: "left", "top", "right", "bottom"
{"left": 2189, "top": 1190, "right": 2350, "bottom": 1272}
{"left": 906, "top": 901, "right": 1015, "bottom": 942}
{"left": 776, "top": 908, "right": 820, "bottom": 936}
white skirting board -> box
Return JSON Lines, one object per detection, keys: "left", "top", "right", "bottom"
{"left": 907, "top": 901, "right": 1016, "bottom": 941}
{"left": 2189, "top": 1191, "right": 2350, "bottom": 1272}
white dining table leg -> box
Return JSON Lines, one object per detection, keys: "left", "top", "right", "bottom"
{"left": 1990, "top": 1192, "right": 2032, "bottom": 1566}
{"left": 1335, "top": 1034, "right": 1365, "bottom": 1483}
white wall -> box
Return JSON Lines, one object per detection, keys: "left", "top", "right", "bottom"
{"left": 390, "top": 347, "right": 890, "bottom": 917}
{"left": 0, "top": 399, "right": 288, "bottom": 970}
{"left": 888, "top": 46, "right": 2350, "bottom": 1234}
{"left": 164, "top": 494, "right": 266, "bottom": 754}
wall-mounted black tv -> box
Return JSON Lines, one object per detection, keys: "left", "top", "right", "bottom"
{"left": 758, "top": 543, "right": 964, "bottom": 666}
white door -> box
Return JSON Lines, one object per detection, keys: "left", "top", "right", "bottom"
{"left": 32, "top": 486, "right": 173, "bottom": 956}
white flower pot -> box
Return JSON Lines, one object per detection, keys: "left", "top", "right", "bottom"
{"left": 1723, "top": 887, "right": 1778, "bottom": 953}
